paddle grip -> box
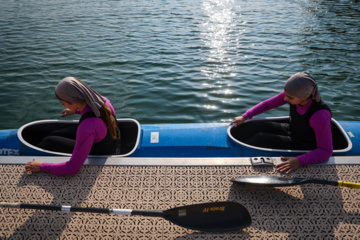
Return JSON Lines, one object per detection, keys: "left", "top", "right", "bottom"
{"left": 0, "top": 202, "right": 21, "bottom": 208}
{"left": 338, "top": 181, "right": 360, "bottom": 189}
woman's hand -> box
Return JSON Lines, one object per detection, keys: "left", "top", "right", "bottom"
{"left": 61, "top": 108, "right": 75, "bottom": 117}
{"left": 230, "top": 116, "right": 246, "bottom": 127}
{"left": 276, "top": 157, "right": 300, "bottom": 174}
{"left": 25, "top": 161, "right": 42, "bottom": 173}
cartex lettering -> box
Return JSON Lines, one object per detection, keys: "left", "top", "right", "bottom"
{"left": 0, "top": 148, "right": 19, "bottom": 156}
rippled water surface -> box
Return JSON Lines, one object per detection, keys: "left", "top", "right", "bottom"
{"left": 0, "top": 0, "right": 359, "bottom": 129}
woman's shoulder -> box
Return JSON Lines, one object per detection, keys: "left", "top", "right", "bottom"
{"left": 312, "top": 108, "right": 331, "bottom": 119}
{"left": 309, "top": 109, "right": 331, "bottom": 128}
{"left": 78, "top": 117, "right": 106, "bottom": 137}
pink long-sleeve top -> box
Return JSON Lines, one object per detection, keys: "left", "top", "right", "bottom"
{"left": 40, "top": 97, "right": 115, "bottom": 175}
{"left": 242, "top": 91, "right": 333, "bottom": 165}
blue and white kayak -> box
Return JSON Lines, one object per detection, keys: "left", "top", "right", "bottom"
{"left": 0, "top": 117, "right": 359, "bottom": 158}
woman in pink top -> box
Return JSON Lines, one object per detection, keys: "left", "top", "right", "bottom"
{"left": 230, "top": 72, "right": 333, "bottom": 174}
{"left": 25, "top": 77, "right": 120, "bottom": 175}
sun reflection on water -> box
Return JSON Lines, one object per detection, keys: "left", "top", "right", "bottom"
{"left": 200, "top": 0, "right": 243, "bottom": 113}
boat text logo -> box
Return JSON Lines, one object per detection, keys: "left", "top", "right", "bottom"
{"left": 0, "top": 148, "right": 20, "bottom": 156}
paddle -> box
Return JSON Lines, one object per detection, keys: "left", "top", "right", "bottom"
{"left": 0, "top": 201, "right": 251, "bottom": 232}
{"left": 231, "top": 176, "right": 360, "bottom": 189}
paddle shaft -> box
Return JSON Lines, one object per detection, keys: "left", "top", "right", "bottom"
{"left": 232, "top": 176, "right": 360, "bottom": 189}
{"left": 305, "top": 178, "right": 360, "bottom": 189}
{"left": 0, "top": 202, "right": 165, "bottom": 216}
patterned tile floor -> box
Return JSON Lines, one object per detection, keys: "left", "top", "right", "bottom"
{"left": 1, "top": 164, "right": 360, "bottom": 239}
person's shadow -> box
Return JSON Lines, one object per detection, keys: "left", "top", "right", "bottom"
{"left": 4, "top": 165, "right": 102, "bottom": 239}
{"left": 175, "top": 165, "right": 360, "bottom": 239}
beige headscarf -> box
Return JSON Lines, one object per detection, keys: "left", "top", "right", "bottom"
{"left": 55, "top": 77, "right": 105, "bottom": 117}
{"left": 284, "top": 72, "right": 321, "bottom": 102}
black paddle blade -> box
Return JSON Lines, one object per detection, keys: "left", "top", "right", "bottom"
{"left": 231, "top": 176, "right": 301, "bottom": 187}
{"left": 164, "top": 201, "right": 251, "bottom": 232}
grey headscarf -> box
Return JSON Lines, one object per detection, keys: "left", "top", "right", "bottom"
{"left": 55, "top": 77, "right": 105, "bottom": 117}
{"left": 284, "top": 72, "right": 321, "bottom": 102}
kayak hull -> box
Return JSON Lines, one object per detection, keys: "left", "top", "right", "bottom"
{"left": 0, "top": 117, "right": 359, "bottom": 158}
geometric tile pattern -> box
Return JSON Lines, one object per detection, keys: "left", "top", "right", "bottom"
{"left": 1, "top": 164, "right": 360, "bottom": 239}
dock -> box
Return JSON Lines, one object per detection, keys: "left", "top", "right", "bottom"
{"left": 1, "top": 156, "right": 360, "bottom": 239}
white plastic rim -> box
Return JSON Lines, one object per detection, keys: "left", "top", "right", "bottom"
{"left": 227, "top": 116, "right": 352, "bottom": 154}
{"left": 17, "top": 118, "right": 141, "bottom": 157}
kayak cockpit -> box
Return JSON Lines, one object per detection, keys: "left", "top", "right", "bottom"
{"left": 228, "top": 117, "right": 352, "bottom": 153}
{"left": 17, "top": 119, "right": 140, "bottom": 157}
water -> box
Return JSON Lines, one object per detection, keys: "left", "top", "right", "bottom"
{"left": 0, "top": 0, "right": 359, "bottom": 129}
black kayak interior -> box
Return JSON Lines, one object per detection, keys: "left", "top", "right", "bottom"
{"left": 20, "top": 120, "right": 139, "bottom": 155}
{"left": 230, "top": 118, "right": 349, "bottom": 151}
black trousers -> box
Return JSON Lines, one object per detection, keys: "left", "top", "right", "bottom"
{"left": 232, "top": 121, "right": 313, "bottom": 150}
{"left": 37, "top": 127, "right": 77, "bottom": 154}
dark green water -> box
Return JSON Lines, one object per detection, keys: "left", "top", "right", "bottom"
{"left": 0, "top": 0, "right": 359, "bottom": 129}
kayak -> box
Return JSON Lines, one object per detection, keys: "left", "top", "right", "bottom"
{"left": 0, "top": 116, "right": 359, "bottom": 158}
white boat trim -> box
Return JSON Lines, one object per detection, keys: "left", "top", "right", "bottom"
{"left": 227, "top": 116, "right": 353, "bottom": 153}
{"left": 1, "top": 156, "right": 360, "bottom": 166}
{"left": 17, "top": 118, "right": 141, "bottom": 157}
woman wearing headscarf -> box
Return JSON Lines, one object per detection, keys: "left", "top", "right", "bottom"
{"left": 25, "top": 77, "right": 120, "bottom": 175}
{"left": 230, "top": 72, "right": 333, "bottom": 174}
